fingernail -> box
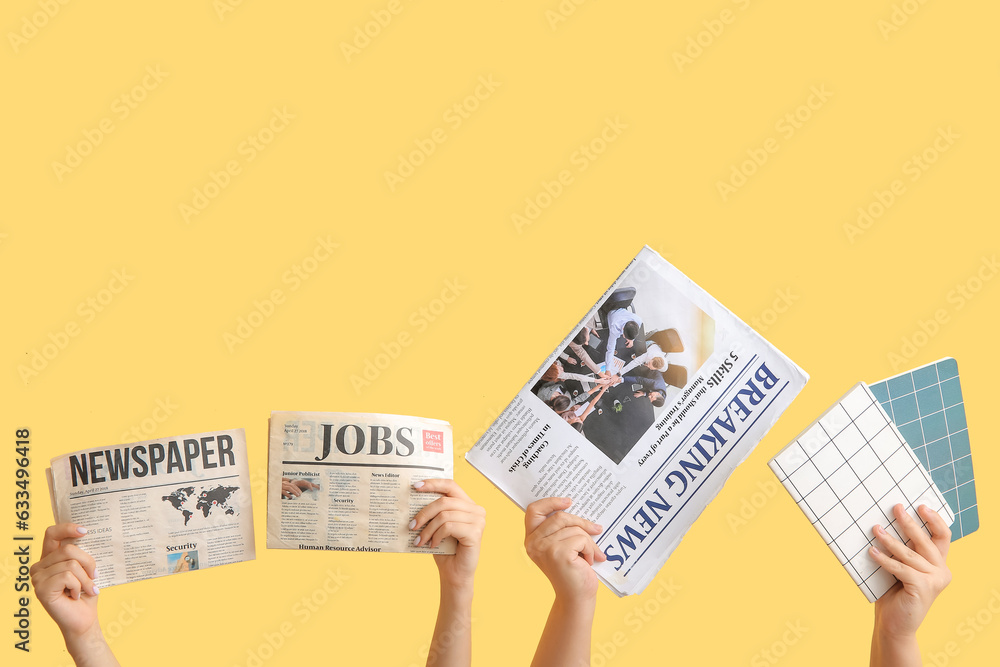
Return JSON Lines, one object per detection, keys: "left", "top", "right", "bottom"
{"left": 92, "top": 568, "right": 98, "bottom": 580}
{"left": 874, "top": 524, "right": 884, "bottom": 535}
{"left": 594, "top": 524, "right": 603, "bottom": 532}
{"left": 408, "top": 519, "right": 416, "bottom": 530}
{"left": 413, "top": 481, "right": 424, "bottom": 489}
{"left": 76, "top": 527, "right": 88, "bottom": 535}
{"left": 870, "top": 546, "right": 880, "bottom": 556}
{"left": 92, "top": 585, "right": 100, "bottom": 596}
{"left": 413, "top": 535, "right": 421, "bottom": 546}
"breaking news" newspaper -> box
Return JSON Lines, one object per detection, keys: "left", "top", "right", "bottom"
{"left": 46, "top": 428, "right": 256, "bottom": 588}
{"left": 466, "top": 246, "right": 809, "bottom": 596}
{"left": 267, "top": 411, "right": 456, "bottom": 555}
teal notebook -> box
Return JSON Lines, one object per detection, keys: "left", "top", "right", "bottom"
{"left": 868, "top": 358, "right": 978, "bottom": 540}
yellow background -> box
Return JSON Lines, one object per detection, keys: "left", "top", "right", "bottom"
{"left": 3, "top": 0, "right": 998, "bottom": 665}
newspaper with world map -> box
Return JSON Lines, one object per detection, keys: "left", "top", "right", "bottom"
{"left": 46, "top": 428, "right": 256, "bottom": 589}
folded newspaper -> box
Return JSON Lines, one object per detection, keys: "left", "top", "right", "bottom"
{"left": 46, "top": 428, "right": 256, "bottom": 589}
{"left": 466, "top": 246, "right": 809, "bottom": 596}
{"left": 267, "top": 411, "right": 456, "bottom": 554}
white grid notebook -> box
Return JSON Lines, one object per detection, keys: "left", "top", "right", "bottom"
{"left": 768, "top": 383, "right": 955, "bottom": 602}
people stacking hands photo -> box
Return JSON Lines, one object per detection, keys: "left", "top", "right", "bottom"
{"left": 528, "top": 281, "right": 707, "bottom": 465}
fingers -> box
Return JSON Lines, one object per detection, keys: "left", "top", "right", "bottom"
{"left": 525, "top": 497, "right": 572, "bottom": 533}
{"left": 556, "top": 533, "right": 606, "bottom": 566}
{"left": 920, "top": 504, "right": 952, "bottom": 560}
{"left": 545, "top": 527, "right": 607, "bottom": 564}
{"left": 417, "top": 511, "right": 486, "bottom": 548}
{"left": 31, "top": 543, "right": 97, "bottom": 581}
{"left": 411, "top": 496, "right": 484, "bottom": 530}
{"left": 527, "top": 525, "right": 607, "bottom": 567}
{"left": 410, "top": 482, "right": 485, "bottom": 548}
{"left": 35, "top": 569, "right": 87, "bottom": 602}
{"left": 412, "top": 502, "right": 486, "bottom": 546}
{"left": 413, "top": 478, "right": 471, "bottom": 502}
{"left": 41, "top": 524, "right": 87, "bottom": 559}
{"left": 532, "top": 510, "right": 602, "bottom": 541}
{"left": 892, "top": 504, "right": 940, "bottom": 566}
{"left": 32, "top": 557, "right": 98, "bottom": 600}
{"left": 281, "top": 482, "right": 301, "bottom": 498}
{"left": 871, "top": 523, "right": 932, "bottom": 576}
{"left": 868, "top": 543, "right": 920, "bottom": 586}
{"left": 869, "top": 504, "right": 954, "bottom": 600}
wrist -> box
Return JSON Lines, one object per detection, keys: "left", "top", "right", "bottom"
{"left": 874, "top": 606, "right": 919, "bottom": 643}
{"left": 64, "top": 624, "right": 109, "bottom": 662}
{"left": 553, "top": 590, "right": 598, "bottom": 616}
{"left": 440, "top": 577, "right": 475, "bottom": 605}
{"left": 874, "top": 622, "right": 918, "bottom": 646}
{"left": 872, "top": 612, "right": 920, "bottom": 665}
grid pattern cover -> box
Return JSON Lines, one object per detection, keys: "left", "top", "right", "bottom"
{"left": 769, "top": 384, "right": 955, "bottom": 602}
{"left": 868, "top": 358, "right": 977, "bottom": 540}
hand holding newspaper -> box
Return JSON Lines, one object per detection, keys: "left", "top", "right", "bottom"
{"left": 267, "top": 411, "right": 456, "bottom": 554}
{"left": 46, "top": 429, "right": 256, "bottom": 589}
{"left": 466, "top": 247, "right": 809, "bottom": 596}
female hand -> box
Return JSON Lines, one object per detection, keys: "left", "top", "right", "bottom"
{"left": 410, "top": 479, "right": 487, "bottom": 591}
